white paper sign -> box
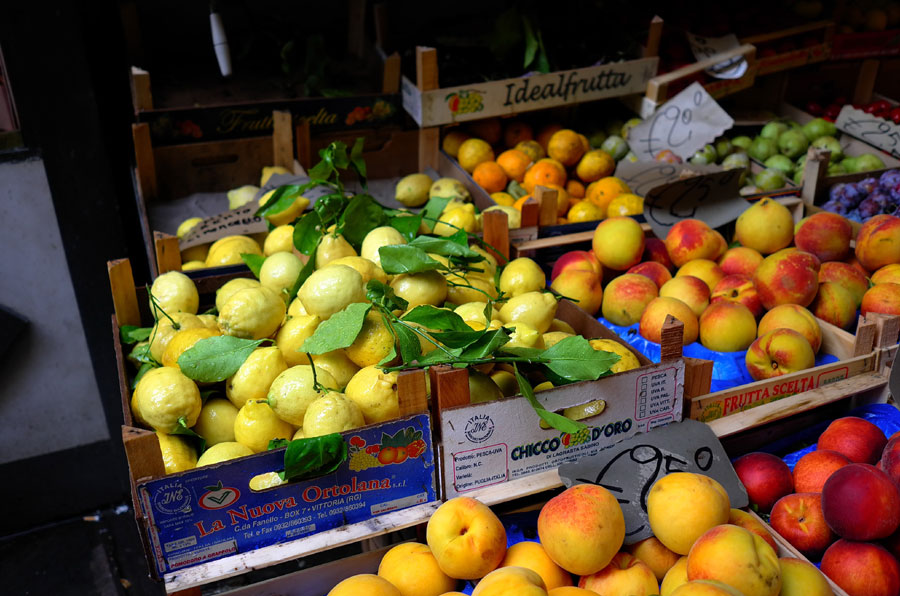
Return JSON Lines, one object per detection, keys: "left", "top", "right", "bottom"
{"left": 836, "top": 105, "right": 900, "bottom": 160}
{"left": 686, "top": 32, "right": 749, "bottom": 80}
{"left": 178, "top": 204, "right": 267, "bottom": 250}
{"left": 615, "top": 161, "right": 721, "bottom": 197}
{"left": 628, "top": 82, "right": 735, "bottom": 161}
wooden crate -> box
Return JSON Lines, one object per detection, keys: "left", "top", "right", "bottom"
{"left": 740, "top": 20, "right": 835, "bottom": 76}
{"left": 800, "top": 145, "right": 900, "bottom": 216}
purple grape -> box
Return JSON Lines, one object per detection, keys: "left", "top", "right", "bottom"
{"left": 822, "top": 199, "right": 845, "bottom": 214}
{"left": 869, "top": 190, "right": 891, "bottom": 209}
{"left": 829, "top": 183, "right": 846, "bottom": 202}
{"left": 841, "top": 183, "right": 865, "bottom": 206}
{"left": 879, "top": 169, "right": 900, "bottom": 191}
{"left": 846, "top": 209, "right": 863, "bottom": 222}
{"left": 859, "top": 197, "right": 881, "bottom": 219}
{"left": 859, "top": 177, "right": 878, "bottom": 194}
{"left": 889, "top": 184, "right": 900, "bottom": 204}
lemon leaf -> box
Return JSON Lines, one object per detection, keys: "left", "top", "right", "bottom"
{"left": 460, "top": 328, "right": 510, "bottom": 359}
{"left": 293, "top": 211, "right": 323, "bottom": 256}
{"left": 348, "top": 137, "right": 367, "bottom": 189}
{"left": 131, "top": 362, "right": 156, "bottom": 389}
{"left": 507, "top": 180, "right": 528, "bottom": 199}
{"left": 268, "top": 438, "right": 290, "bottom": 450}
{"left": 241, "top": 253, "right": 266, "bottom": 278}
{"left": 300, "top": 302, "right": 372, "bottom": 355}
{"left": 409, "top": 235, "right": 480, "bottom": 260}
{"left": 254, "top": 184, "right": 302, "bottom": 218}
{"left": 429, "top": 330, "right": 486, "bottom": 349}
{"left": 542, "top": 335, "right": 619, "bottom": 382}
{"left": 514, "top": 364, "right": 586, "bottom": 434}
{"left": 394, "top": 322, "right": 422, "bottom": 364}
{"left": 172, "top": 416, "right": 207, "bottom": 455}
{"left": 340, "top": 194, "right": 387, "bottom": 248}
{"left": 388, "top": 214, "right": 422, "bottom": 243}
{"left": 280, "top": 433, "right": 347, "bottom": 482}
{"left": 366, "top": 280, "right": 408, "bottom": 312}
{"left": 120, "top": 325, "right": 152, "bottom": 344}
{"left": 177, "top": 336, "right": 266, "bottom": 383}
{"left": 420, "top": 196, "right": 451, "bottom": 231}
{"left": 401, "top": 305, "right": 471, "bottom": 333}
{"left": 129, "top": 342, "right": 156, "bottom": 365}
{"left": 286, "top": 247, "right": 316, "bottom": 303}
{"left": 379, "top": 245, "right": 445, "bottom": 274}
{"left": 378, "top": 312, "right": 399, "bottom": 366}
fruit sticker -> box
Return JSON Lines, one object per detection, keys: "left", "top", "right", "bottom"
{"left": 348, "top": 427, "right": 427, "bottom": 471}
{"left": 446, "top": 89, "right": 485, "bottom": 115}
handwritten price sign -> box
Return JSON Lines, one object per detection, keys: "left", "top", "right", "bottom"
{"left": 836, "top": 105, "right": 900, "bottom": 160}
{"left": 628, "top": 82, "right": 735, "bottom": 162}
{"left": 558, "top": 420, "right": 748, "bottom": 544}
{"left": 614, "top": 161, "right": 720, "bottom": 198}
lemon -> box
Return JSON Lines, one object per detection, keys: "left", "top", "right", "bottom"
{"left": 181, "top": 260, "right": 206, "bottom": 271}
{"left": 589, "top": 339, "right": 641, "bottom": 373}
{"left": 606, "top": 193, "right": 644, "bottom": 217}
{"left": 133, "top": 367, "right": 202, "bottom": 433}
{"left": 206, "top": 235, "right": 263, "bottom": 268}
{"left": 345, "top": 312, "right": 394, "bottom": 367}
{"left": 468, "top": 369, "right": 504, "bottom": 403}
{"left": 442, "top": 131, "right": 471, "bottom": 157}
{"left": 176, "top": 218, "right": 203, "bottom": 239}
{"left": 315, "top": 233, "right": 357, "bottom": 269}
{"left": 156, "top": 432, "right": 197, "bottom": 474}
{"left": 483, "top": 205, "right": 521, "bottom": 229}
{"left": 491, "top": 370, "right": 518, "bottom": 397}
{"left": 148, "top": 312, "right": 205, "bottom": 363}
{"left": 267, "top": 365, "right": 340, "bottom": 426}
{"left": 180, "top": 244, "right": 209, "bottom": 263}
{"left": 391, "top": 271, "right": 448, "bottom": 307}
{"left": 218, "top": 286, "right": 286, "bottom": 339}
{"left": 543, "top": 331, "right": 574, "bottom": 347}
{"left": 264, "top": 225, "right": 295, "bottom": 256}
{"left": 198, "top": 314, "right": 219, "bottom": 330}
{"left": 534, "top": 381, "right": 554, "bottom": 391}
{"left": 287, "top": 297, "right": 309, "bottom": 318}
{"left": 227, "top": 185, "right": 260, "bottom": 210}
{"left": 275, "top": 314, "right": 320, "bottom": 366}
{"left": 491, "top": 192, "right": 516, "bottom": 207}
{"left": 504, "top": 321, "right": 545, "bottom": 349}
{"left": 234, "top": 401, "right": 295, "bottom": 453}
{"left": 215, "top": 277, "right": 260, "bottom": 312}
{"left": 498, "top": 291, "right": 558, "bottom": 334}
{"left": 361, "top": 226, "right": 407, "bottom": 270}
{"left": 457, "top": 138, "right": 495, "bottom": 173}
{"left": 311, "top": 350, "right": 360, "bottom": 389}
{"left": 445, "top": 272, "right": 498, "bottom": 304}
{"left": 193, "top": 398, "right": 239, "bottom": 446}
{"left": 161, "top": 327, "right": 220, "bottom": 369}
{"left": 249, "top": 472, "right": 286, "bottom": 491}
{"left": 567, "top": 200, "right": 604, "bottom": 223}
{"left": 260, "top": 251, "right": 304, "bottom": 300}
{"left": 429, "top": 177, "right": 470, "bottom": 202}
{"left": 434, "top": 204, "right": 478, "bottom": 236}
{"left": 329, "top": 256, "right": 388, "bottom": 285}
{"left": 549, "top": 318, "right": 576, "bottom": 334}
{"left": 260, "top": 166, "right": 291, "bottom": 186}
{"left": 469, "top": 245, "right": 498, "bottom": 280}
{"left": 344, "top": 366, "right": 400, "bottom": 423}
{"left": 292, "top": 427, "right": 306, "bottom": 440}
{"left": 299, "top": 264, "right": 366, "bottom": 320}
{"left": 302, "top": 393, "right": 364, "bottom": 437}
{"left": 395, "top": 173, "right": 433, "bottom": 207}
{"left": 226, "top": 346, "right": 288, "bottom": 408}
{"left": 150, "top": 271, "right": 199, "bottom": 319}
{"left": 455, "top": 302, "right": 497, "bottom": 328}
{"left": 499, "top": 257, "right": 545, "bottom": 297}
{"left": 196, "top": 441, "right": 253, "bottom": 467}
{"left": 259, "top": 190, "right": 310, "bottom": 227}
{"left": 440, "top": 198, "right": 468, "bottom": 215}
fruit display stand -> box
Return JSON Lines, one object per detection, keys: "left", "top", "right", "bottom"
{"left": 739, "top": 20, "right": 835, "bottom": 76}
{"left": 800, "top": 146, "right": 900, "bottom": 217}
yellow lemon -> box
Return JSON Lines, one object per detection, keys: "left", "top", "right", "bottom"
{"left": 156, "top": 432, "right": 197, "bottom": 474}
{"left": 491, "top": 192, "right": 516, "bottom": 206}
{"left": 469, "top": 369, "right": 504, "bottom": 403}
{"left": 575, "top": 149, "right": 616, "bottom": 183}
{"left": 543, "top": 331, "right": 574, "bottom": 347}
{"left": 259, "top": 190, "right": 310, "bottom": 227}
{"left": 315, "top": 233, "right": 357, "bottom": 269}
{"left": 329, "top": 256, "right": 387, "bottom": 285}
{"left": 395, "top": 173, "right": 433, "bottom": 207}
{"left": 567, "top": 200, "right": 604, "bottom": 223}
{"left": 227, "top": 185, "right": 260, "bottom": 209}
{"left": 260, "top": 251, "right": 304, "bottom": 300}
{"left": 263, "top": 225, "right": 295, "bottom": 256}
{"left": 302, "top": 393, "right": 365, "bottom": 437}
{"left": 215, "top": 277, "right": 260, "bottom": 312}
{"left": 499, "top": 257, "right": 545, "bottom": 297}
{"left": 148, "top": 312, "right": 205, "bottom": 363}
{"left": 498, "top": 291, "right": 558, "bottom": 334}
{"left": 161, "top": 326, "right": 220, "bottom": 369}
{"left": 193, "top": 398, "right": 239, "bottom": 446}
{"left": 249, "top": 472, "right": 286, "bottom": 491}
{"left": 181, "top": 260, "right": 206, "bottom": 271}
{"left": 606, "top": 193, "right": 644, "bottom": 217}
{"left": 483, "top": 205, "right": 521, "bottom": 229}
{"left": 267, "top": 365, "right": 340, "bottom": 426}
{"left": 205, "top": 235, "right": 262, "bottom": 268}
{"left": 196, "top": 442, "right": 253, "bottom": 467}
{"left": 504, "top": 321, "right": 545, "bottom": 349}
{"left": 469, "top": 245, "right": 498, "bottom": 280}
{"left": 275, "top": 314, "right": 321, "bottom": 366}
{"left": 455, "top": 301, "right": 497, "bottom": 328}
{"left": 198, "top": 314, "right": 219, "bottom": 330}
{"left": 457, "top": 138, "right": 495, "bottom": 173}
{"left": 299, "top": 264, "right": 366, "bottom": 320}
{"left": 133, "top": 366, "right": 202, "bottom": 433}
{"left": 361, "top": 226, "right": 407, "bottom": 270}
{"left": 345, "top": 311, "right": 395, "bottom": 367}
{"left": 287, "top": 296, "right": 308, "bottom": 318}
{"left": 150, "top": 271, "right": 199, "bottom": 318}
{"left": 589, "top": 339, "right": 641, "bottom": 373}
{"left": 549, "top": 318, "right": 576, "bottom": 334}
{"left": 226, "top": 346, "right": 288, "bottom": 408}
{"left": 176, "top": 217, "right": 203, "bottom": 239}
{"left": 292, "top": 428, "right": 306, "bottom": 440}
{"left": 534, "top": 381, "right": 554, "bottom": 391}
{"left": 260, "top": 166, "right": 291, "bottom": 186}
{"left": 445, "top": 272, "right": 498, "bottom": 304}
{"left": 234, "top": 401, "right": 295, "bottom": 453}
{"left": 311, "top": 350, "right": 360, "bottom": 389}
{"left": 181, "top": 243, "right": 209, "bottom": 264}
{"left": 391, "top": 271, "right": 448, "bottom": 307}
{"left": 442, "top": 131, "right": 471, "bottom": 158}
{"left": 491, "top": 370, "right": 518, "bottom": 397}
{"left": 434, "top": 204, "right": 478, "bottom": 236}
{"left": 345, "top": 366, "right": 400, "bottom": 423}
{"left": 429, "top": 178, "right": 470, "bottom": 202}
{"left": 218, "top": 286, "right": 286, "bottom": 339}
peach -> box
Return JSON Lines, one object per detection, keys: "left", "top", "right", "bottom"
{"left": 753, "top": 249, "right": 821, "bottom": 309}
{"left": 795, "top": 212, "right": 853, "bottom": 262}
{"left": 551, "top": 250, "right": 602, "bottom": 281}
{"left": 861, "top": 282, "right": 900, "bottom": 316}
{"left": 822, "top": 463, "right": 900, "bottom": 540}
{"left": 699, "top": 302, "right": 757, "bottom": 352}
{"left": 872, "top": 263, "right": 900, "bottom": 285}
{"left": 778, "top": 557, "right": 835, "bottom": 596}
{"left": 846, "top": 255, "right": 869, "bottom": 276}
{"left": 639, "top": 297, "right": 699, "bottom": 345}
{"left": 821, "top": 539, "right": 900, "bottom": 596}
{"left": 745, "top": 328, "right": 815, "bottom": 381}
{"left": 601, "top": 273, "right": 659, "bottom": 326}
{"left": 628, "top": 261, "right": 672, "bottom": 289}
{"left": 472, "top": 566, "right": 548, "bottom": 596}
{"left": 882, "top": 436, "right": 900, "bottom": 486}
{"left": 660, "top": 557, "right": 689, "bottom": 596}
{"left": 551, "top": 270, "right": 603, "bottom": 316}
{"left": 728, "top": 509, "right": 777, "bottom": 552}
{"left": 817, "top": 416, "right": 888, "bottom": 464}
{"left": 628, "top": 536, "right": 681, "bottom": 581}
{"left": 665, "top": 219, "right": 724, "bottom": 268}
{"left": 537, "top": 484, "right": 625, "bottom": 576}
{"left": 644, "top": 237, "right": 675, "bottom": 271}
{"left": 686, "top": 524, "right": 781, "bottom": 596}
{"left": 593, "top": 217, "right": 645, "bottom": 271}
{"left": 328, "top": 574, "right": 402, "bottom": 596}
{"left": 426, "top": 497, "right": 507, "bottom": 579}
{"left": 378, "top": 543, "right": 457, "bottom": 596}
{"left": 819, "top": 261, "right": 869, "bottom": 307}
{"left": 792, "top": 449, "right": 851, "bottom": 493}
{"left": 711, "top": 274, "right": 763, "bottom": 318}
{"left": 719, "top": 246, "right": 764, "bottom": 277}
{"left": 770, "top": 493, "right": 836, "bottom": 559}
{"left": 670, "top": 581, "right": 746, "bottom": 596}
{"left": 676, "top": 260, "right": 724, "bottom": 293}
{"left": 735, "top": 198, "right": 794, "bottom": 255}
{"left": 578, "top": 552, "right": 659, "bottom": 595}
{"left": 855, "top": 213, "right": 900, "bottom": 271}
{"left": 548, "top": 588, "right": 596, "bottom": 596}
{"left": 732, "top": 452, "right": 794, "bottom": 513}
{"left": 660, "top": 276, "right": 710, "bottom": 317}
{"left": 757, "top": 304, "right": 822, "bottom": 353}
{"left": 811, "top": 282, "right": 857, "bottom": 330}
{"left": 500, "top": 541, "right": 572, "bottom": 590}
{"left": 647, "top": 473, "right": 731, "bottom": 555}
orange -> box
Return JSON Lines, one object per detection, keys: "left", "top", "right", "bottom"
{"left": 577, "top": 133, "right": 591, "bottom": 153}
{"left": 472, "top": 161, "right": 508, "bottom": 193}
{"left": 457, "top": 138, "right": 495, "bottom": 173}
{"left": 575, "top": 149, "right": 616, "bottom": 183}
{"left": 586, "top": 176, "right": 631, "bottom": 214}
{"left": 496, "top": 149, "right": 531, "bottom": 182}
{"left": 547, "top": 129, "right": 586, "bottom": 167}
{"left": 538, "top": 183, "right": 570, "bottom": 217}
{"left": 536, "top": 124, "right": 563, "bottom": 152}
{"left": 515, "top": 140, "right": 545, "bottom": 163}
{"left": 466, "top": 118, "right": 502, "bottom": 144}
{"left": 522, "top": 159, "right": 567, "bottom": 193}
{"left": 513, "top": 194, "right": 534, "bottom": 211}
{"left": 566, "top": 200, "right": 604, "bottom": 223}
{"left": 503, "top": 121, "right": 534, "bottom": 148}
{"left": 566, "top": 179, "right": 585, "bottom": 199}
{"left": 442, "top": 130, "right": 470, "bottom": 158}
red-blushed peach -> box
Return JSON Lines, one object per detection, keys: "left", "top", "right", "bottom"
{"left": 817, "top": 417, "right": 888, "bottom": 464}
{"left": 647, "top": 473, "right": 731, "bottom": 555}
{"left": 659, "top": 276, "right": 710, "bottom": 317}
{"left": 819, "top": 261, "right": 869, "bottom": 307}
{"left": 711, "top": 231, "right": 728, "bottom": 261}
{"left": 711, "top": 274, "right": 763, "bottom": 318}
{"left": 822, "top": 463, "right": 900, "bottom": 541}
{"left": 639, "top": 297, "right": 699, "bottom": 345}
{"left": 378, "top": 542, "right": 458, "bottom": 596}
{"left": 795, "top": 212, "right": 853, "bottom": 262}
{"left": 719, "top": 246, "right": 764, "bottom": 277}
{"left": 745, "top": 328, "right": 816, "bottom": 381}
{"left": 627, "top": 536, "right": 681, "bottom": 581}
{"left": 628, "top": 261, "right": 672, "bottom": 289}
{"left": 327, "top": 574, "right": 401, "bottom": 596}
{"left": 551, "top": 270, "right": 603, "bottom": 316}
{"left": 548, "top": 588, "right": 596, "bottom": 596}
{"left": 686, "top": 524, "right": 781, "bottom": 596}
{"left": 792, "top": 449, "right": 851, "bottom": 493}
{"left": 578, "top": 552, "right": 659, "bottom": 595}
{"left": 778, "top": 557, "right": 835, "bottom": 596}
{"left": 500, "top": 541, "right": 572, "bottom": 590}
{"left": 665, "top": 219, "right": 724, "bottom": 268}
{"left": 426, "top": 497, "right": 507, "bottom": 579}
{"left": 735, "top": 198, "right": 795, "bottom": 255}
{"left": 471, "top": 566, "right": 548, "bottom": 596}
{"left": 821, "top": 539, "right": 900, "bottom": 596}
{"left": 550, "top": 250, "right": 602, "bottom": 281}
{"left": 811, "top": 282, "right": 857, "bottom": 329}
{"left": 660, "top": 556, "right": 689, "bottom": 596}
{"left": 699, "top": 302, "right": 757, "bottom": 352}
{"left": 845, "top": 255, "right": 870, "bottom": 276}
{"left": 728, "top": 509, "right": 777, "bottom": 551}
{"left": 537, "top": 484, "right": 625, "bottom": 576}
{"left": 676, "top": 260, "right": 725, "bottom": 293}
{"left": 855, "top": 213, "right": 900, "bottom": 271}
{"left": 872, "top": 263, "right": 900, "bottom": 285}
{"left": 757, "top": 304, "right": 822, "bottom": 353}
{"left": 769, "top": 493, "right": 836, "bottom": 559}
{"left": 882, "top": 436, "right": 900, "bottom": 486}
{"left": 753, "top": 249, "right": 821, "bottom": 309}
{"left": 883, "top": 526, "right": 900, "bottom": 560}
{"left": 644, "top": 237, "right": 675, "bottom": 272}
{"left": 861, "top": 282, "right": 900, "bottom": 316}
{"left": 601, "top": 273, "right": 659, "bottom": 326}
{"left": 732, "top": 452, "right": 794, "bottom": 513}
{"left": 593, "top": 217, "right": 645, "bottom": 271}
{"left": 670, "top": 581, "right": 746, "bottom": 596}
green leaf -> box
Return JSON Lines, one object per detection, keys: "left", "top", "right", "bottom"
{"left": 331, "top": 142, "right": 350, "bottom": 169}
{"left": 268, "top": 438, "right": 290, "bottom": 450}
{"left": 349, "top": 137, "right": 367, "bottom": 188}
{"left": 379, "top": 245, "right": 445, "bottom": 275}
{"left": 120, "top": 325, "right": 152, "bottom": 344}
{"left": 429, "top": 329, "right": 486, "bottom": 349}
{"left": 287, "top": 247, "right": 316, "bottom": 302}
{"left": 389, "top": 215, "right": 422, "bottom": 243}
{"left": 177, "top": 336, "right": 265, "bottom": 383}
{"left": 522, "top": 15, "right": 538, "bottom": 69}
{"left": 401, "top": 305, "right": 471, "bottom": 332}
{"left": 314, "top": 194, "right": 349, "bottom": 227}
{"left": 309, "top": 145, "right": 338, "bottom": 180}
{"left": 172, "top": 416, "right": 207, "bottom": 455}
{"left": 542, "top": 335, "right": 619, "bottom": 382}
{"left": 420, "top": 196, "right": 451, "bottom": 231}
{"left": 366, "top": 280, "right": 408, "bottom": 312}
{"left": 241, "top": 253, "right": 266, "bottom": 278}
{"left": 408, "top": 235, "right": 480, "bottom": 260}
{"left": 199, "top": 388, "right": 220, "bottom": 404}
{"left": 394, "top": 322, "right": 423, "bottom": 364}
{"left": 280, "top": 433, "right": 348, "bottom": 482}
{"left": 499, "top": 345, "right": 544, "bottom": 359}
{"left": 535, "top": 29, "right": 550, "bottom": 73}
{"left": 254, "top": 185, "right": 302, "bottom": 219}
{"left": 301, "top": 302, "right": 372, "bottom": 354}
{"left": 131, "top": 362, "right": 156, "bottom": 389}
{"left": 293, "top": 211, "right": 323, "bottom": 256}
{"left": 461, "top": 328, "right": 510, "bottom": 359}
{"left": 514, "top": 365, "right": 586, "bottom": 434}
{"left": 129, "top": 342, "right": 156, "bottom": 365}
{"left": 340, "top": 194, "right": 387, "bottom": 248}
{"left": 414, "top": 346, "right": 463, "bottom": 366}
{"left": 507, "top": 180, "right": 528, "bottom": 199}
{"left": 378, "top": 312, "right": 399, "bottom": 366}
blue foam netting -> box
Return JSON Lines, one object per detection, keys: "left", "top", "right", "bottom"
{"left": 595, "top": 317, "right": 839, "bottom": 394}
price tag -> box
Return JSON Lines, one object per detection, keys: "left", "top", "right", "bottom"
{"left": 686, "top": 33, "right": 749, "bottom": 80}
{"left": 614, "top": 161, "right": 720, "bottom": 198}
{"left": 178, "top": 204, "right": 268, "bottom": 250}
{"left": 558, "top": 420, "right": 748, "bottom": 544}
{"left": 836, "top": 105, "right": 900, "bottom": 160}
{"left": 627, "top": 82, "right": 734, "bottom": 162}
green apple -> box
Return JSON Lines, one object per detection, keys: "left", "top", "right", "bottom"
{"left": 778, "top": 129, "right": 810, "bottom": 159}
{"left": 722, "top": 152, "right": 750, "bottom": 170}
{"left": 841, "top": 156, "right": 860, "bottom": 173}
{"left": 715, "top": 138, "right": 734, "bottom": 161}
{"left": 601, "top": 135, "right": 629, "bottom": 160}
{"left": 749, "top": 137, "right": 778, "bottom": 161}
{"left": 764, "top": 154, "right": 795, "bottom": 174}
{"left": 761, "top": 121, "right": 789, "bottom": 140}
{"left": 754, "top": 168, "right": 787, "bottom": 190}
{"left": 855, "top": 153, "right": 886, "bottom": 172}
{"left": 689, "top": 144, "right": 718, "bottom": 165}
{"left": 732, "top": 136, "right": 753, "bottom": 150}
{"left": 811, "top": 136, "right": 843, "bottom": 161}
{"left": 802, "top": 118, "right": 837, "bottom": 142}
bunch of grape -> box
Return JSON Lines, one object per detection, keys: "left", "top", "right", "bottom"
{"left": 823, "top": 170, "right": 900, "bottom": 222}
{"left": 456, "top": 92, "right": 483, "bottom": 114}
{"left": 569, "top": 426, "right": 592, "bottom": 447}
{"left": 349, "top": 450, "right": 381, "bottom": 472}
